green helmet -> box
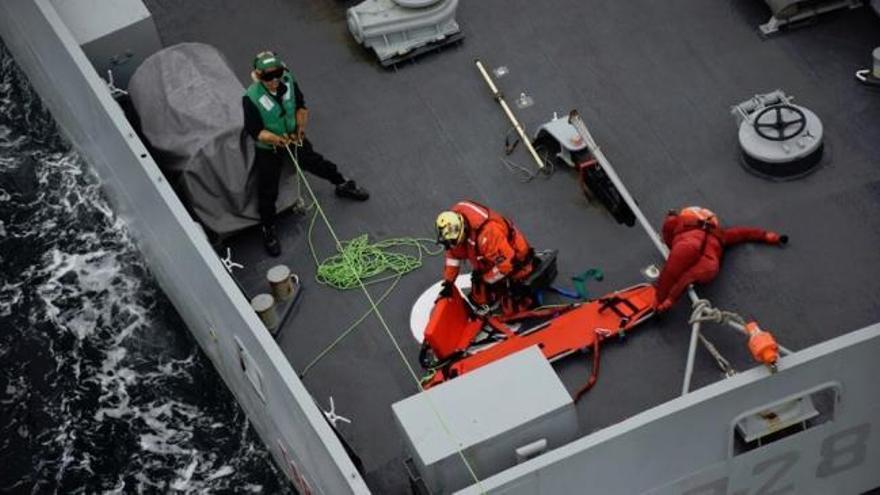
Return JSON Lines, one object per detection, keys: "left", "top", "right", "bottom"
{"left": 253, "top": 51, "right": 286, "bottom": 71}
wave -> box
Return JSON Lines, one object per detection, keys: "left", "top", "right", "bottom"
{"left": 0, "top": 39, "right": 291, "bottom": 494}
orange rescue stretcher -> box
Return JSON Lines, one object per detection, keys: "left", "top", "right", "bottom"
{"left": 419, "top": 283, "right": 656, "bottom": 400}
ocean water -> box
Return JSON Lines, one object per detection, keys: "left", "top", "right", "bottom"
{"left": 0, "top": 42, "right": 292, "bottom": 493}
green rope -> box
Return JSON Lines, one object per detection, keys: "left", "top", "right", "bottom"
{"left": 298, "top": 211, "right": 441, "bottom": 377}
{"left": 299, "top": 209, "right": 441, "bottom": 376}
{"left": 299, "top": 280, "right": 397, "bottom": 378}
{"left": 285, "top": 144, "right": 485, "bottom": 491}
{"left": 306, "top": 209, "right": 441, "bottom": 290}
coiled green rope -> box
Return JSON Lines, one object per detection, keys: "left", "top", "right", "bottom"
{"left": 298, "top": 210, "right": 441, "bottom": 378}
{"left": 287, "top": 144, "right": 485, "bottom": 491}
{"left": 306, "top": 210, "right": 441, "bottom": 290}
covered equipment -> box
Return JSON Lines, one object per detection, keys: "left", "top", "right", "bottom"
{"left": 128, "top": 42, "right": 301, "bottom": 235}
{"left": 759, "top": 0, "right": 862, "bottom": 35}
{"left": 347, "top": 0, "right": 463, "bottom": 66}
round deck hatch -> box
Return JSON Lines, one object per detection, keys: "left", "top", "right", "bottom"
{"left": 738, "top": 103, "right": 824, "bottom": 180}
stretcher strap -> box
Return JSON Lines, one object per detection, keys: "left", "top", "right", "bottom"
{"left": 598, "top": 295, "right": 640, "bottom": 320}
{"left": 574, "top": 337, "right": 601, "bottom": 402}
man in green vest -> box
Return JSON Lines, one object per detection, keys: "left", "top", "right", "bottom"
{"left": 243, "top": 51, "right": 369, "bottom": 256}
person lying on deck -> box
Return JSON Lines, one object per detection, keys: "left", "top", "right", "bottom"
{"left": 654, "top": 206, "right": 787, "bottom": 312}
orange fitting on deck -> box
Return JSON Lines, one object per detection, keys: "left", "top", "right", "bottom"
{"left": 745, "top": 321, "right": 779, "bottom": 365}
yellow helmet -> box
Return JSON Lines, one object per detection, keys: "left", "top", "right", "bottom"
{"left": 436, "top": 211, "right": 465, "bottom": 248}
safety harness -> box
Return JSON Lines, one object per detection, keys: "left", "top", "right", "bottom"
{"left": 673, "top": 207, "right": 722, "bottom": 258}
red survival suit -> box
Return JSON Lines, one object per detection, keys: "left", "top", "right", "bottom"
{"left": 443, "top": 201, "right": 534, "bottom": 315}
{"left": 655, "top": 206, "right": 786, "bottom": 311}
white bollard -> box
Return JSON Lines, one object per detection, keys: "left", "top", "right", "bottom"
{"left": 267, "top": 265, "right": 296, "bottom": 302}
{"left": 251, "top": 293, "right": 278, "bottom": 331}
{"left": 873, "top": 47, "right": 880, "bottom": 79}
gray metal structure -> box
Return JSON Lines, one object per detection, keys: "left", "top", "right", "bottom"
{"left": 532, "top": 114, "right": 588, "bottom": 168}
{"left": 393, "top": 347, "right": 578, "bottom": 494}
{"left": 761, "top": 0, "right": 863, "bottom": 34}
{"left": 460, "top": 324, "right": 880, "bottom": 494}
{"left": 49, "top": 0, "right": 161, "bottom": 89}
{"left": 2, "top": 0, "right": 879, "bottom": 494}
{"left": 347, "top": 0, "right": 461, "bottom": 66}
{"left": 731, "top": 90, "right": 824, "bottom": 178}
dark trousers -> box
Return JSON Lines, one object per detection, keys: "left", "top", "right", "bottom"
{"left": 469, "top": 271, "right": 533, "bottom": 316}
{"left": 255, "top": 138, "right": 346, "bottom": 224}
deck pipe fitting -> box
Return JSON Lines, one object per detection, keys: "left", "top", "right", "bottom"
{"left": 855, "top": 47, "right": 880, "bottom": 88}
{"left": 267, "top": 264, "right": 296, "bottom": 302}
{"left": 642, "top": 264, "right": 660, "bottom": 281}
{"left": 251, "top": 293, "right": 279, "bottom": 331}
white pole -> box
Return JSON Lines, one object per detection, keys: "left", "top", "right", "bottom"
{"left": 475, "top": 59, "right": 545, "bottom": 170}
{"left": 568, "top": 110, "right": 669, "bottom": 258}
{"left": 681, "top": 319, "right": 702, "bottom": 395}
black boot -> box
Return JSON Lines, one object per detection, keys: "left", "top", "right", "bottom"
{"left": 261, "top": 224, "right": 281, "bottom": 257}
{"left": 335, "top": 180, "right": 370, "bottom": 201}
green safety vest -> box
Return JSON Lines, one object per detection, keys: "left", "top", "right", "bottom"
{"left": 245, "top": 73, "right": 298, "bottom": 150}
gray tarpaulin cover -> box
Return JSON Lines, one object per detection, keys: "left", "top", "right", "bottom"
{"left": 128, "top": 42, "right": 299, "bottom": 235}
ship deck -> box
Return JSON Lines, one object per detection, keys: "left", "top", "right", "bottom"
{"left": 142, "top": 0, "right": 880, "bottom": 491}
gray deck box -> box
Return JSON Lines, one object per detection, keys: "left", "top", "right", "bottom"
{"left": 393, "top": 346, "right": 578, "bottom": 493}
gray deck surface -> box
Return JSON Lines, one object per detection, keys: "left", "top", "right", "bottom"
{"left": 144, "top": 0, "right": 880, "bottom": 491}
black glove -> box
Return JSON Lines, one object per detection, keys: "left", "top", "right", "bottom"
{"left": 438, "top": 280, "right": 454, "bottom": 298}
{"left": 765, "top": 232, "right": 789, "bottom": 246}
{"left": 510, "top": 282, "right": 530, "bottom": 299}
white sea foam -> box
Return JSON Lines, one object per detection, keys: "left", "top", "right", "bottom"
{"left": 170, "top": 458, "right": 199, "bottom": 490}
{"left": 0, "top": 282, "right": 23, "bottom": 317}
{"left": 0, "top": 125, "right": 25, "bottom": 148}
{"left": 206, "top": 465, "right": 235, "bottom": 481}
{"left": 1, "top": 46, "right": 285, "bottom": 494}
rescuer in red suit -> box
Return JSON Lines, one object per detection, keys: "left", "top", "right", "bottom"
{"left": 436, "top": 200, "right": 535, "bottom": 315}
{"left": 655, "top": 206, "right": 787, "bottom": 312}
